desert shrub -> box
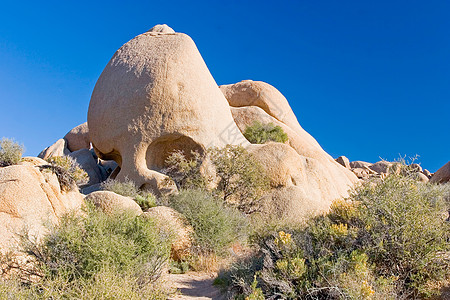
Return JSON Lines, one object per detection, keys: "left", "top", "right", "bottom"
{"left": 169, "top": 189, "right": 248, "bottom": 255}
{"left": 0, "top": 204, "right": 171, "bottom": 299}
{"left": 42, "top": 156, "right": 88, "bottom": 191}
{"left": 163, "top": 150, "right": 206, "bottom": 189}
{"left": 243, "top": 121, "right": 288, "bottom": 144}
{"left": 0, "top": 137, "right": 24, "bottom": 167}
{"left": 0, "top": 204, "right": 172, "bottom": 299}
{"left": 220, "top": 175, "right": 450, "bottom": 299}
{"left": 164, "top": 145, "right": 270, "bottom": 214}
{"left": 208, "top": 145, "right": 270, "bottom": 214}
{"left": 101, "top": 178, "right": 157, "bottom": 211}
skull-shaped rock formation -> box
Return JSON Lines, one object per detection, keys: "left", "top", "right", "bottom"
{"left": 88, "top": 25, "right": 248, "bottom": 193}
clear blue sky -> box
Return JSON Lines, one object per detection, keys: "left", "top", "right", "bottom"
{"left": 0, "top": 1, "right": 449, "bottom": 171}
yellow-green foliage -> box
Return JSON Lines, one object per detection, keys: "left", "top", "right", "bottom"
{"left": 164, "top": 145, "right": 270, "bottom": 214}
{"left": 208, "top": 145, "right": 270, "bottom": 214}
{"left": 163, "top": 150, "right": 206, "bottom": 189}
{"left": 243, "top": 121, "right": 288, "bottom": 144}
{"left": 220, "top": 175, "right": 450, "bottom": 299}
{"left": 169, "top": 189, "right": 248, "bottom": 255}
{"left": 46, "top": 156, "right": 88, "bottom": 190}
{"left": 0, "top": 205, "right": 171, "bottom": 299}
{"left": 0, "top": 137, "right": 24, "bottom": 167}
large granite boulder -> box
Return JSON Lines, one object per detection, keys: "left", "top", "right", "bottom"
{"left": 88, "top": 25, "right": 248, "bottom": 194}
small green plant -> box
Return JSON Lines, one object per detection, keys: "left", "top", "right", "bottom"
{"left": 169, "top": 189, "right": 248, "bottom": 255}
{"left": 0, "top": 137, "right": 24, "bottom": 167}
{"left": 243, "top": 121, "right": 288, "bottom": 144}
{"left": 208, "top": 145, "right": 270, "bottom": 214}
{"left": 42, "top": 156, "right": 88, "bottom": 191}
{"left": 101, "top": 178, "right": 157, "bottom": 211}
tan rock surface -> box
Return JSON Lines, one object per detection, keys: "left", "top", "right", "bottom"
{"left": 85, "top": 191, "right": 142, "bottom": 216}
{"left": 0, "top": 165, "right": 84, "bottom": 253}
{"left": 248, "top": 143, "right": 357, "bottom": 218}
{"left": 144, "top": 206, "right": 193, "bottom": 260}
{"left": 430, "top": 161, "right": 450, "bottom": 184}
{"left": 64, "top": 122, "right": 90, "bottom": 152}
{"left": 336, "top": 156, "right": 351, "bottom": 169}
{"left": 38, "top": 139, "right": 70, "bottom": 160}
{"left": 88, "top": 25, "right": 247, "bottom": 194}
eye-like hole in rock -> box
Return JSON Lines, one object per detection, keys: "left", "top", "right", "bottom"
{"left": 145, "top": 134, "right": 204, "bottom": 171}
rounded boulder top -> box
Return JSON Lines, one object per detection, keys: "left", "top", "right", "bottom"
{"left": 146, "top": 24, "right": 175, "bottom": 34}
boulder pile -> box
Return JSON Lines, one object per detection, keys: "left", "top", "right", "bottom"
{"left": 335, "top": 155, "right": 433, "bottom": 183}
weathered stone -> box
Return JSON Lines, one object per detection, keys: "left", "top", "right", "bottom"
{"left": 0, "top": 165, "right": 84, "bottom": 253}
{"left": 68, "top": 149, "right": 102, "bottom": 185}
{"left": 85, "top": 191, "right": 142, "bottom": 215}
{"left": 144, "top": 206, "right": 193, "bottom": 260}
{"left": 335, "top": 156, "right": 351, "bottom": 169}
{"left": 64, "top": 122, "right": 90, "bottom": 152}
{"left": 350, "top": 161, "right": 372, "bottom": 169}
{"left": 88, "top": 25, "right": 247, "bottom": 195}
{"left": 38, "top": 139, "right": 70, "bottom": 160}
{"left": 352, "top": 168, "right": 370, "bottom": 179}
{"left": 430, "top": 161, "right": 450, "bottom": 184}
{"left": 369, "top": 161, "right": 393, "bottom": 174}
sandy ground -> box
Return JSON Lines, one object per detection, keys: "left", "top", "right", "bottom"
{"left": 167, "top": 272, "right": 227, "bottom": 300}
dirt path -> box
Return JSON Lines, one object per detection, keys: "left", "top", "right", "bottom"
{"left": 167, "top": 272, "right": 226, "bottom": 300}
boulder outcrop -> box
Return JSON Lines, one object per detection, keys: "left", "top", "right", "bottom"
{"left": 430, "top": 161, "right": 450, "bottom": 184}
{"left": 0, "top": 165, "right": 84, "bottom": 253}
{"left": 88, "top": 25, "right": 247, "bottom": 195}
{"left": 85, "top": 191, "right": 142, "bottom": 216}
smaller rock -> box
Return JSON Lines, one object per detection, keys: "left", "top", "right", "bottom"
{"left": 68, "top": 149, "right": 102, "bottom": 186}
{"left": 422, "top": 169, "right": 432, "bottom": 179}
{"left": 369, "top": 161, "right": 392, "bottom": 174}
{"left": 144, "top": 206, "right": 193, "bottom": 260}
{"left": 335, "top": 156, "right": 351, "bottom": 169}
{"left": 99, "top": 159, "right": 118, "bottom": 175}
{"left": 430, "top": 161, "right": 450, "bottom": 184}
{"left": 350, "top": 161, "right": 372, "bottom": 169}
{"left": 64, "top": 122, "right": 90, "bottom": 152}
{"left": 352, "top": 168, "right": 370, "bottom": 179}
{"left": 38, "top": 139, "right": 70, "bottom": 160}
{"left": 414, "top": 172, "right": 429, "bottom": 183}
{"left": 85, "top": 191, "right": 142, "bottom": 215}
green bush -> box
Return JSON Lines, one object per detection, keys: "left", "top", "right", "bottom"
{"left": 220, "top": 175, "right": 450, "bottom": 299}
{"left": 101, "top": 178, "right": 157, "bottom": 211}
{"left": 0, "top": 205, "right": 171, "bottom": 299}
{"left": 0, "top": 137, "right": 24, "bottom": 167}
{"left": 208, "top": 145, "right": 269, "bottom": 214}
{"left": 164, "top": 145, "right": 270, "bottom": 214}
{"left": 163, "top": 150, "right": 206, "bottom": 189}
{"left": 43, "top": 156, "right": 88, "bottom": 191}
{"left": 169, "top": 189, "right": 248, "bottom": 255}
{"left": 243, "top": 121, "right": 288, "bottom": 144}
